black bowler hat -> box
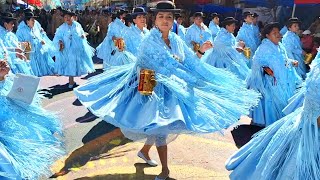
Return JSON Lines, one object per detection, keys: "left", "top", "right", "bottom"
{"left": 211, "top": 12, "right": 219, "bottom": 19}
{"left": 63, "top": 9, "right": 75, "bottom": 16}
{"left": 24, "top": 9, "right": 33, "bottom": 13}
{"left": 132, "top": 7, "right": 147, "bottom": 18}
{"left": 287, "top": 17, "right": 301, "bottom": 26}
{"left": 1, "top": 12, "right": 17, "bottom": 21}
{"left": 221, "top": 17, "right": 238, "bottom": 26}
{"left": 175, "top": 13, "right": 182, "bottom": 19}
{"left": 25, "top": 12, "right": 38, "bottom": 18}
{"left": 116, "top": 9, "right": 128, "bottom": 16}
{"left": 124, "top": 13, "right": 133, "bottom": 23}
{"left": 243, "top": 11, "right": 253, "bottom": 18}
{"left": 150, "top": 1, "right": 180, "bottom": 13}
{"left": 253, "top": 13, "right": 259, "bottom": 18}
{"left": 193, "top": 12, "right": 205, "bottom": 18}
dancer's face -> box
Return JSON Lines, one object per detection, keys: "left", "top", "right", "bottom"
{"left": 155, "top": 12, "right": 174, "bottom": 33}
{"left": 4, "top": 21, "right": 14, "bottom": 32}
{"left": 226, "top": 23, "right": 236, "bottom": 33}
{"left": 27, "top": 18, "right": 35, "bottom": 28}
{"left": 213, "top": 17, "right": 219, "bottom": 25}
{"left": 64, "top": 14, "right": 73, "bottom": 25}
{"left": 266, "top": 27, "right": 282, "bottom": 45}
{"left": 176, "top": 17, "right": 183, "bottom": 25}
{"left": 245, "top": 15, "right": 253, "bottom": 24}
{"left": 133, "top": 15, "right": 146, "bottom": 29}
{"left": 194, "top": 16, "right": 203, "bottom": 26}
{"left": 289, "top": 23, "right": 300, "bottom": 33}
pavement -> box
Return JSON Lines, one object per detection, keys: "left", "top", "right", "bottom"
{"left": 38, "top": 59, "right": 263, "bottom": 180}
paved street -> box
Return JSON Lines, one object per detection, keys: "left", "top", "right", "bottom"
{"left": 39, "top": 59, "right": 263, "bottom": 180}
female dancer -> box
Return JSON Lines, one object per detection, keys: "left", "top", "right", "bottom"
{"left": 226, "top": 48, "right": 320, "bottom": 180}
{"left": 53, "top": 10, "right": 95, "bottom": 88}
{"left": 0, "top": 12, "right": 33, "bottom": 75}
{"left": 75, "top": 1, "right": 260, "bottom": 180}
{"left": 247, "top": 22, "right": 301, "bottom": 126}
{"left": 203, "top": 17, "right": 250, "bottom": 80}
{"left": 16, "top": 12, "right": 55, "bottom": 77}
{"left": 236, "top": 11, "right": 260, "bottom": 68}
{"left": 282, "top": 17, "right": 307, "bottom": 79}
{"left": 0, "top": 60, "right": 64, "bottom": 179}
{"left": 96, "top": 9, "right": 130, "bottom": 68}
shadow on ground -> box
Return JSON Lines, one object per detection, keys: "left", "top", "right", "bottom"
{"left": 82, "top": 121, "right": 118, "bottom": 144}
{"left": 50, "top": 123, "right": 133, "bottom": 178}
{"left": 76, "top": 111, "right": 98, "bottom": 124}
{"left": 74, "top": 163, "right": 177, "bottom": 180}
{"left": 231, "top": 124, "right": 264, "bottom": 148}
{"left": 81, "top": 69, "right": 104, "bottom": 80}
{"left": 38, "top": 83, "right": 79, "bottom": 99}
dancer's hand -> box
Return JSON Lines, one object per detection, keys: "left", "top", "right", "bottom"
{"left": 200, "top": 41, "right": 213, "bottom": 52}
{"left": 0, "top": 61, "right": 10, "bottom": 81}
{"left": 59, "top": 40, "right": 64, "bottom": 51}
{"left": 292, "top": 60, "right": 299, "bottom": 67}
{"left": 263, "top": 67, "right": 274, "bottom": 77}
{"left": 16, "top": 53, "right": 27, "bottom": 60}
{"left": 238, "top": 40, "right": 245, "bottom": 48}
{"left": 15, "top": 48, "right": 23, "bottom": 53}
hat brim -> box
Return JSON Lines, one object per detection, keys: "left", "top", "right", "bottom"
{"left": 63, "top": 12, "right": 75, "bottom": 16}
{"left": 222, "top": 19, "right": 238, "bottom": 25}
{"left": 150, "top": 8, "right": 180, "bottom": 13}
{"left": 25, "top": 15, "right": 38, "bottom": 18}
{"left": 1, "top": 17, "right": 17, "bottom": 20}
{"left": 288, "top": 20, "right": 302, "bottom": 24}
{"left": 132, "top": 12, "right": 147, "bottom": 17}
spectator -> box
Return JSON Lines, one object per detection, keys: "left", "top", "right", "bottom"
{"left": 301, "top": 30, "right": 313, "bottom": 53}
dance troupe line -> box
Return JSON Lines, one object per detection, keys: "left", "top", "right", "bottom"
{"left": 0, "top": 1, "right": 319, "bottom": 179}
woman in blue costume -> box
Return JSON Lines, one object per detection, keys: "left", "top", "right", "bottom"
{"left": 208, "top": 13, "right": 220, "bottom": 40}
{"left": 282, "top": 17, "right": 307, "bottom": 79}
{"left": 236, "top": 11, "right": 259, "bottom": 68}
{"left": 0, "top": 60, "right": 64, "bottom": 179}
{"left": 53, "top": 10, "right": 95, "bottom": 89}
{"left": 225, "top": 47, "right": 320, "bottom": 180}
{"left": 185, "top": 12, "right": 212, "bottom": 51}
{"left": 0, "top": 12, "right": 33, "bottom": 75}
{"left": 16, "top": 12, "right": 55, "bottom": 77}
{"left": 252, "top": 13, "right": 261, "bottom": 46}
{"left": 203, "top": 17, "right": 250, "bottom": 80}
{"left": 247, "top": 22, "right": 301, "bottom": 127}
{"left": 172, "top": 13, "right": 186, "bottom": 41}
{"left": 75, "top": 2, "right": 260, "bottom": 180}
{"left": 96, "top": 9, "right": 130, "bottom": 69}
{"left": 122, "top": 8, "right": 149, "bottom": 56}
{"left": 23, "top": 8, "right": 56, "bottom": 57}
{"left": 282, "top": 49, "right": 320, "bottom": 115}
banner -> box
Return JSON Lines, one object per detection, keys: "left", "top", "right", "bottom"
{"left": 294, "top": 0, "right": 320, "bottom": 4}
